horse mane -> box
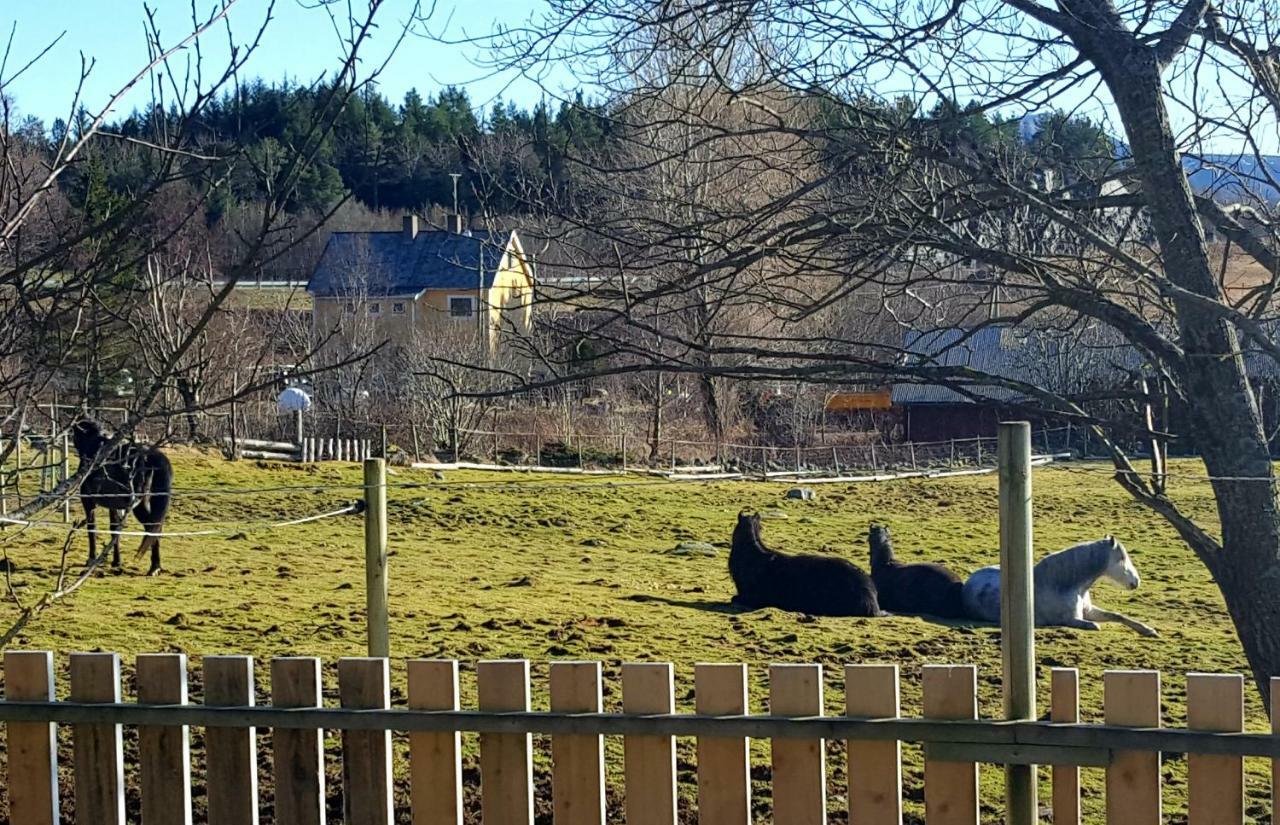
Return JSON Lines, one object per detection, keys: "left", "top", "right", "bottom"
{"left": 1034, "top": 538, "right": 1114, "bottom": 586}
{"left": 868, "top": 525, "right": 897, "bottom": 570}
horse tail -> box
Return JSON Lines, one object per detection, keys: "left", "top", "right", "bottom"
{"left": 135, "top": 450, "right": 172, "bottom": 557}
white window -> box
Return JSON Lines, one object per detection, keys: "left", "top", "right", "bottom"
{"left": 369, "top": 302, "right": 381, "bottom": 315}
{"left": 343, "top": 301, "right": 355, "bottom": 314}
{"left": 448, "top": 296, "right": 476, "bottom": 319}
{"left": 392, "top": 301, "right": 406, "bottom": 314}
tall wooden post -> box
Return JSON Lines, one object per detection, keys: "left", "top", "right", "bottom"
{"left": 294, "top": 410, "right": 304, "bottom": 453}
{"left": 998, "top": 421, "right": 1036, "bottom": 825}
{"left": 364, "top": 458, "right": 389, "bottom": 658}
{"left": 61, "top": 433, "right": 71, "bottom": 522}
{"left": 229, "top": 371, "right": 240, "bottom": 461}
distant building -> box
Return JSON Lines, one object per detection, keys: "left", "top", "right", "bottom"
{"left": 891, "top": 326, "right": 1135, "bottom": 442}
{"left": 306, "top": 215, "right": 534, "bottom": 352}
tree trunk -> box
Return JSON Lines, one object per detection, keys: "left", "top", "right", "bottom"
{"left": 176, "top": 377, "right": 199, "bottom": 442}
{"left": 649, "top": 371, "right": 664, "bottom": 461}
{"left": 1073, "top": 20, "right": 1280, "bottom": 703}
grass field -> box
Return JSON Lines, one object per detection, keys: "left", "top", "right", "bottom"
{"left": 0, "top": 450, "right": 1266, "bottom": 822}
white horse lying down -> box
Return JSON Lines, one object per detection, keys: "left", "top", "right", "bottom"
{"left": 960, "top": 536, "right": 1158, "bottom": 637}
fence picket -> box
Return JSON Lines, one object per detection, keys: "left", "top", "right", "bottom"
{"left": 922, "top": 665, "right": 978, "bottom": 825}
{"left": 137, "top": 653, "right": 193, "bottom": 825}
{"left": 770, "top": 664, "right": 825, "bottom": 825}
{"left": 478, "top": 659, "right": 534, "bottom": 825}
{"left": 622, "top": 662, "right": 677, "bottom": 825}
{"left": 1051, "top": 668, "right": 1080, "bottom": 825}
{"left": 1187, "top": 673, "right": 1243, "bottom": 825}
{"left": 339, "top": 658, "right": 393, "bottom": 825}
{"left": 846, "top": 664, "right": 902, "bottom": 825}
{"left": 1104, "top": 670, "right": 1161, "bottom": 825}
{"left": 204, "top": 655, "right": 259, "bottom": 825}
{"left": 4, "top": 650, "right": 59, "bottom": 825}
{"left": 271, "top": 657, "right": 326, "bottom": 825}
{"left": 694, "top": 663, "right": 750, "bottom": 825}
{"left": 408, "top": 660, "right": 463, "bottom": 825}
{"left": 550, "top": 661, "right": 606, "bottom": 825}
{"left": 70, "top": 651, "right": 125, "bottom": 825}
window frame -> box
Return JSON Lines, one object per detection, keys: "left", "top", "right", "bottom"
{"left": 447, "top": 295, "right": 477, "bottom": 320}
{"left": 391, "top": 301, "right": 407, "bottom": 315}
{"left": 368, "top": 302, "right": 381, "bottom": 315}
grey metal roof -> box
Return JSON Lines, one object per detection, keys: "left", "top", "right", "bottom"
{"left": 891, "top": 326, "right": 1141, "bottom": 405}
{"left": 307, "top": 230, "right": 513, "bottom": 297}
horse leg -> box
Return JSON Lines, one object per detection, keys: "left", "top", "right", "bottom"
{"left": 1060, "top": 617, "right": 1101, "bottom": 631}
{"left": 1083, "top": 605, "right": 1159, "bottom": 637}
{"left": 108, "top": 509, "right": 123, "bottom": 569}
{"left": 133, "top": 502, "right": 161, "bottom": 576}
{"left": 83, "top": 502, "right": 97, "bottom": 564}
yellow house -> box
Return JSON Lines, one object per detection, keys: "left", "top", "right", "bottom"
{"left": 307, "top": 215, "right": 534, "bottom": 354}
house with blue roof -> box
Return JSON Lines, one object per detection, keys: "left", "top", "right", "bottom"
{"left": 306, "top": 215, "right": 534, "bottom": 353}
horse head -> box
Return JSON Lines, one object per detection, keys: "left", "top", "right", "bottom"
{"left": 1102, "top": 535, "right": 1141, "bottom": 590}
{"left": 868, "top": 524, "right": 895, "bottom": 569}
{"left": 71, "top": 419, "right": 107, "bottom": 459}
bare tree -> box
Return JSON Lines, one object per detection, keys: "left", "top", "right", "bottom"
{"left": 0, "top": 0, "right": 417, "bottom": 645}
{"left": 482, "top": 0, "right": 1280, "bottom": 701}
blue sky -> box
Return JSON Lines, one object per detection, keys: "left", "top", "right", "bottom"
{"left": 0, "top": 0, "right": 559, "bottom": 125}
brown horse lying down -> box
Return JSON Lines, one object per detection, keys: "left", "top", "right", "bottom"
{"left": 729, "top": 512, "right": 885, "bottom": 617}
{"left": 868, "top": 524, "right": 966, "bottom": 618}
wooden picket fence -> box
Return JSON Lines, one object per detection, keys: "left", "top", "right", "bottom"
{"left": 1, "top": 651, "right": 1278, "bottom": 824}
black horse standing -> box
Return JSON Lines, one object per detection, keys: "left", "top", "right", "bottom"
{"left": 71, "top": 420, "right": 172, "bottom": 575}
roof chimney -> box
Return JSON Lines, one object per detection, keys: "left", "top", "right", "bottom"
{"left": 402, "top": 215, "right": 419, "bottom": 242}
{"left": 446, "top": 213, "right": 464, "bottom": 234}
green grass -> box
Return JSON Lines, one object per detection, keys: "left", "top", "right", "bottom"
{"left": 0, "top": 451, "right": 1267, "bottom": 822}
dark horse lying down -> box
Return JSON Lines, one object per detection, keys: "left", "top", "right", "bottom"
{"left": 868, "top": 524, "right": 967, "bottom": 618}
{"left": 71, "top": 420, "right": 172, "bottom": 575}
{"left": 730, "top": 512, "right": 884, "bottom": 616}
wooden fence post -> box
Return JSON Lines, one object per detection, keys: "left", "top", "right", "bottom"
{"left": 4, "top": 650, "right": 59, "bottom": 825}
{"left": 478, "top": 660, "right": 534, "bottom": 825}
{"left": 70, "top": 652, "right": 125, "bottom": 825}
{"left": 364, "top": 457, "right": 389, "bottom": 658}
{"left": 998, "top": 421, "right": 1037, "bottom": 825}
{"left": 1273, "top": 678, "right": 1280, "bottom": 820}
{"left": 1051, "top": 668, "right": 1080, "bottom": 825}
{"left": 1187, "top": 673, "right": 1243, "bottom": 825}
{"left": 923, "top": 665, "right": 978, "bottom": 825}
{"left": 1105, "top": 670, "right": 1161, "bottom": 825}
{"left": 551, "top": 661, "right": 606, "bottom": 825}
{"left": 409, "top": 660, "right": 463, "bottom": 825}
{"left": 137, "top": 653, "right": 193, "bottom": 825}
{"left": 272, "top": 657, "right": 325, "bottom": 825}
{"left": 770, "top": 663, "right": 825, "bottom": 825}
{"left": 205, "top": 655, "right": 258, "bottom": 825}
{"left": 622, "top": 663, "right": 677, "bottom": 825}
{"left": 61, "top": 432, "right": 70, "bottom": 522}
{"left": 694, "top": 663, "right": 750, "bottom": 825}
{"left": 340, "top": 658, "right": 393, "bottom": 825}
{"left": 846, "top": 664, "right": 902, "bottom": 825}
{"left": 621, "top": 433, "right": 628, "bottom": 473}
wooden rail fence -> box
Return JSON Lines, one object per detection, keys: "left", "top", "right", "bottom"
{"left": 1, "top": 652, "right": 1276, "bottom": 824}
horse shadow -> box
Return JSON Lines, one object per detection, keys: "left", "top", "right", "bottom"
{"left": 628, "top": 594, "right": 752, "bottom": 615}
{"left": 634, "top": 593, "right": 995, "bottom": 628}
